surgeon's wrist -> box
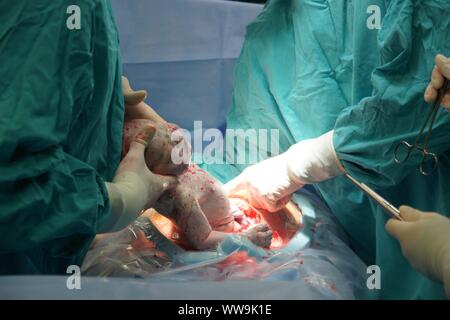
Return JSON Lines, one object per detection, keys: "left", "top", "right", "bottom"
{"left": 283, "top": 154, "right": 306, "bottom": 188}
{"left": 102, "top": 171, "right": 148, "bottom": 232}
{"left": 285, "top": 130, "right": 345, "bottom": 184}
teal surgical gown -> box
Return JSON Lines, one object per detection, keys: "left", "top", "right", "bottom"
{"left": 0, "top": 0, "right": 123, "bottom": 274}
{"left": 205, "top": 0, "right": 450, "bottom": 299}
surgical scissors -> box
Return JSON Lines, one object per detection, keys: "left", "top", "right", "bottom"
{"left": 393, "top": 79, "right": 449, "bottom": 176}
{"left": 346, "top": 174, "right": 403, "bottom": 220}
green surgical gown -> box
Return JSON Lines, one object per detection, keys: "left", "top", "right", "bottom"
{"left": 0, "top": 0, "right": 123, "bottom": 274}
{"left": 205, "top": 0, "right": 450, "bottom": 299}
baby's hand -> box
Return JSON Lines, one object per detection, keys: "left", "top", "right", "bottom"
{"left": 242, "top": 223, "right": 273, "bottom": 248}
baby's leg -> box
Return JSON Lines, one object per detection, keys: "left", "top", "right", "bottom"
{"left": 173, "top": 192, "right": 229, "bottom": 250}
{"left": 175, "top": 192, "right": 272, "bottom": 249}
{"left": 214, "top": 220, "right": 242, "bottom": 233}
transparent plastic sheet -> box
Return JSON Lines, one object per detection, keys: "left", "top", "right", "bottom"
{"left": 82, "top": 190, "right": 367, "bottom": 299}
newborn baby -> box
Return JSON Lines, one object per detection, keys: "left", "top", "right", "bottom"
{"left": 122, "top": 119, "right": 273, "bottom": 250}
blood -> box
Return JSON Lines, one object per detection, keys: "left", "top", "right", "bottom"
{"left": 166, "top": 123, "right": 179, "bottom": 133}
{"left": 239, "top": 204, "right": 258, "bottom": 220}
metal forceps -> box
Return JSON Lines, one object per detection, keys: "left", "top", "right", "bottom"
{"left": 393, "top": 79, "right": 449, "bottom": 176}
{"left": 346, "top": 174, "right": 403, "bottom": 220}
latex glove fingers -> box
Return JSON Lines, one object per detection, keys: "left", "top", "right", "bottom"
{"left": 224, "top": 154, "right": 301, "bottom": 212}
{"left": 224, "top": 130, "right": 345, "bottom": 213}
{"left": 386, "top": 206, "right": 450, "bottom": 284}
{"left": 122, "top": 76, "right": 147, "bottom": 106}
{"left": 103, "top": 126, "right": 177, "bottom": 232}
{"left": 424, "top": 55, "right": 450, "bottom": 109}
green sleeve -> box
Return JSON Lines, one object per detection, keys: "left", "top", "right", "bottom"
{"left": 0, "top": 0, "right": 122, "bottom": 256}
{"left": 0, "top": 152, "right": 110, "bottom": 253}
{"left": 333, "top": 0, "right": 450, "bottom": 188}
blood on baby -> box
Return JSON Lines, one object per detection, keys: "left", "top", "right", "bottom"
{"left": 270, "top": 230, "right": 283, "bottom": 249}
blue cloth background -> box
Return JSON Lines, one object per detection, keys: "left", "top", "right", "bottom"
{"left": 111, "top": 0, "right": 263, "bottom": 134}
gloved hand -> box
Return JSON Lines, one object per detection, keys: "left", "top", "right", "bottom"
{"left": 424, "top": 54, "right": 450, "bottom": 110}
{"left": 122, "top": 76, "right": 167, "bottom": 123}
{"left": 224, "top": 130, "right": 345, "bottom": 212}
{"left": 122, "top": 76, "right": 147, "bottom": 106}
{"left": 386, "top": 206, "right": 450, "bottom": 298}
{"left": 101, "top": 125, "right": 177, "bottom": 232}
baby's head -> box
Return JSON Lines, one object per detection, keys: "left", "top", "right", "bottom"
{"left": 123, "top": 119, "right": 191, "bottom": 176}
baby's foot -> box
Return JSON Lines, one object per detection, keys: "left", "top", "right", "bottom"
{"left": 242, "top": 223, "right": 273, "bottom": 248}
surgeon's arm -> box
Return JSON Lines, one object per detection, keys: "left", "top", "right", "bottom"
{"left": 332, "top": 2, "right": 450, "bottom": 188}
{"left": 225, "top": 130, "right": 345, "bottom": 212}
{"left": 0, "top": 1, "right": 172, "bottom": 259}
{"left": 384, "top": 53, "right": 450, "bottom": 299}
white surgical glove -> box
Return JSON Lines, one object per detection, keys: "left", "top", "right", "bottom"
{"left": 122, "top": 76, "right": 167, "bottom": 123}
{"left": 101, "top": 125, "right": 177, "bottom": 233}
{"left": 386, "top": 206, "right": 450, "bottom": 298}
{"left": 424, "top": 54, "right": 450, "bottom": 111}
{"left": 122, "top": 76, "right": 147, "bottom": 106}
{"left": 225, "top": 130, "right": 345, "bottom": 212}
